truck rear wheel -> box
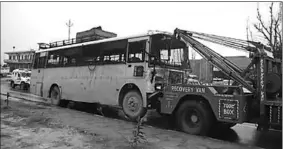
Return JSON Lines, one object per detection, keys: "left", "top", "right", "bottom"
{"left": 176, "top": 100, "right": 213, "bottom": 135}
{"left": 122, "top": 91, "right": 147, "bottom": 121}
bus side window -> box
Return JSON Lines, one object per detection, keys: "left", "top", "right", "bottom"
{"left": 61, "top": 47, "right": 82, "bottom": 67}
{"left": 128, "top": 40, "right": 146, "bottom": 63}
{"left": 47, "top": 52, "right": 61, "bottom": 68}
{"left": 100, "top": 40, "right": 127, "bottom": 64}
{"left": 37, "top": 52, "right": 47, "bottom": 69}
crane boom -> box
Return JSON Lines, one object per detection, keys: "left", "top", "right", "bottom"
{"left": 174, "top": 28, "right": 256, "bottom": 92}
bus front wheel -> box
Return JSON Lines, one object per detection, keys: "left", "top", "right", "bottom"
{"left": 122, "top": 91, "right": 147, "bottom": 121}
{"left": 50, "top": 86, "right": 61, "bottom": 106}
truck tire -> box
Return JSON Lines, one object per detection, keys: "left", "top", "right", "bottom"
{"left": 50, "top": 86, "right": 61, "bottom": 106}
{"left": 176, "top": 100, "right": 213, "bottom": 135}
{"left": 122, "top": 91, "right": 147, "bottom": 121}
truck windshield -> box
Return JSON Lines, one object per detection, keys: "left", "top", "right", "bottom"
{"left": 150, "top": 34, "right": 189, "bottom": 69}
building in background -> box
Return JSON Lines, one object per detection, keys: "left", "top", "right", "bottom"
{"left": 190, "top": 58, "right": 213, "bottom": 83}
{"left": 4, "top": 50, "right": 35, "bottom": 72}
{"left": 190, "top": 56, "right": 251, "bottom": 83}
{"left": 212, "top": 56, "right": 251, "bottom": 79}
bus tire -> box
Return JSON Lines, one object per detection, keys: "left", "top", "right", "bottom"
{"left": 176, "top": 100, "right": 213, "bottom": 135}
{"left": 11, "top": 81, "right": 15, "bottom": 88}
{"left": 122, "top": 90, "right": 147, "bottom": 121}
{"left": 50, "top": 86, "right": 61, "bottom": 106}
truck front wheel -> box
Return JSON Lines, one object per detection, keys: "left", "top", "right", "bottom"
{"left": 176, "top": 100, "right": 213, "bottom": 135}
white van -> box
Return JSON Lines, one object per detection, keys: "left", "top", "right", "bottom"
{"left": 10, "top": 69, "right": 31, "bottom": 90}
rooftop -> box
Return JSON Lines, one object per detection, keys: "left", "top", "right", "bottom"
{"left": 5, "top": 50, "right": 35, "bottom": 54}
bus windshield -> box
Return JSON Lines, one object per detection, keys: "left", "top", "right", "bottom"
{"left": 150, "top": 34, "right": 189, "bottom": 68}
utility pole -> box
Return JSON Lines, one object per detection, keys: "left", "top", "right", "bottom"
{"left": 66, "top": 19, "right": 74, "bottom": 40}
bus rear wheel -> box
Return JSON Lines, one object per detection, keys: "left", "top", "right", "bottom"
{"left": 176, "top": 100, "right": 213, "bottom": 135}
{"left": 122, "top": 91, "right": 147, "bottom": 121}
{"left": 50, "top": 86, "right": 61, "bottom": 106}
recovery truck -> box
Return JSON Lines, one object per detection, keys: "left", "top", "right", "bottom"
{"left": 148, "top": 28, "right": 282, "bottom": 135}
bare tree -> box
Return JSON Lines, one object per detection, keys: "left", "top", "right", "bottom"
{"left": 252, "top": 2, "right": 282, "bottom": 59}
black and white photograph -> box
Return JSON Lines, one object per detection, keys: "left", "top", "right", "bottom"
{"left": 1, "top": 1, "right": 282, "bottom": 149}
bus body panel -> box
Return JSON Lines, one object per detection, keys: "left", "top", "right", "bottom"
{"left": 39, "top": 63, "right": 152, "bottom": 107}
{"left": 31, "top": 69, "right": 44, "bottom": 96}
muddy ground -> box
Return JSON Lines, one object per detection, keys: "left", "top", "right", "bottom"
{"left": 0, "top": 96, "right": 259, "bottom": 149}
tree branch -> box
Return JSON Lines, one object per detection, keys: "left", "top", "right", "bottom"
{"left": 269, "top": 2, "right": 274, "bottom": 47}
{"left": 276, "top": 26, "right": 282, "bottom": 48}
{"left": 254, "top": 23, "right": 270, "bottom": 43}
{"left": 273, "top": 13, "right": 280, "bottom": 51}
{"left": 256, "top": 6, "right": 270, "bottom": 36}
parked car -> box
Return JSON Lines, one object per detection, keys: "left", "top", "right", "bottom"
{"left": 0, "top": 67, "right": 10, "bottom": 77}
{"left": 10, "top": 69, "right": 31, "bottom": 90}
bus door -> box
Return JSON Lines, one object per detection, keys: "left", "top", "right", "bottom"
{"left": 31, "top": 52, "right": 47, "bottom": 96}
{"left": 126, "top": 37, "right": 149, "bottom": 78}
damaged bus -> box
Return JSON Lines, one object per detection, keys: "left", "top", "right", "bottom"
{"left": 30, "top": 30, "right": 190, "bottom": 120}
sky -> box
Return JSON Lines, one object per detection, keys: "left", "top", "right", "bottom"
{"left": 1, "top": 2, "right": 280, "bottom": 65}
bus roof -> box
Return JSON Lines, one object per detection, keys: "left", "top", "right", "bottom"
{"left": 36, "top": 30, "right": 172, "bottom": 53}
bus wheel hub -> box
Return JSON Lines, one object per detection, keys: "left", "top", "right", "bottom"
{"left": 128, "top": 97, "right": 138, "bottom": 111}
{"left": 191, "top": 115, "right": 198, "bottom": 123}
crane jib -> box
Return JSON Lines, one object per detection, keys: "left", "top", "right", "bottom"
{"left": 175, "top": 30, "right": 256, "bottom": 93}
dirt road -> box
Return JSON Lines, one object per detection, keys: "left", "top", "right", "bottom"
{"left": 1, "top": 96, "right": 259, "bottom": 149}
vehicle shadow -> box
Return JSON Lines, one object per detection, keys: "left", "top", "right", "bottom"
{"left": 68, "top": 102, "right": 240, "bottom": 143}
{"left": 208, "top": 126, "right": 240, "bottom": 143}
{"left": 252, "top": 130, "right": 282, "bottom": 149}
